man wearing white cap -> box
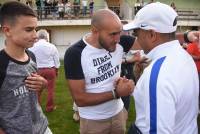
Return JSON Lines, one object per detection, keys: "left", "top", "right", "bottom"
{"left": 124, "top": 2, "right": 199, "bottom": 134}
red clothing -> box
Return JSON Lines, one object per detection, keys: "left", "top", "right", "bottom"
{"left": 187, "top": 42, "right": 200, "bottom": 72}
{"left": 37, "top": 68, "right": 57, "bottom": 112}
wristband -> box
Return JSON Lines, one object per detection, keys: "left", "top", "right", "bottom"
{"left": 184, "top": 31, "right": 192, "bottom": 43}
{"left": 114, "top": 89, "right": 120, "bottom": 99}
{"left": 111, "top": 89, "right": 116, "bottom": 99}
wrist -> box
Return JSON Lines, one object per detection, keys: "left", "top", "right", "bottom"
{"left": 111, "top": 89, "right": 116, "bottom": 99}
{"left": 111, "top": 89, "right": 119, "bottom": 99}
{"left": 114, "top": 89, "right": 120, "bottom": 99}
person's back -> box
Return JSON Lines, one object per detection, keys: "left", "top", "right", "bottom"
{"left": 30, "top": 39, "right": 60, "bottom": 69}
{"left": 124, "top": 2, "right": 198, "bottom": 134}
{"left": 134, "top": 40, "right": 198, "bottom": 133}
{"left": 29, "top": 29, "right": 60, "bottom": 112}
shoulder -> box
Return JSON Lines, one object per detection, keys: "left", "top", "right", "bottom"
{"left": 65, "top": 39, "right": 86, "bottom": 57}
{"left": 26, "top": 49, "right": 36, "bottom": 62}
{"left": 0, "top": 50, "right": 10, "bottom": 89}
{"left": 0, "top": 49, "right": 10, "bottom": 64}
{"left": 0, "top": 49, "right": 6, "bottom": 59}
{"left": 119, "top": 35, "right": 135, "bottom": 52}
{"left": 120, "top": 35, "right": 135, "bottom": 45}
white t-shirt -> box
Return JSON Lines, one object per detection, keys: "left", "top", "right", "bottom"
{"left": 133, "top": 40, "right": 199, "bottom": 134}
{"left": 82, "top": 0, "right": 87, "bottom": 7}
{"left": 29, "top": 39, "right": 60, "bottom": 69}
{"left": 64, "top": 35, "right": 124, "bottom": 120}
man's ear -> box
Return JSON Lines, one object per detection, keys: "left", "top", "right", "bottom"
{"left": 2, "top": 25, "right": 11, "bottom": 37}
{"left": 91, "top": 25, "right": 99, "bottom": 34}
{"left": 149, "top": 30, "right": 157, "bottom": 43}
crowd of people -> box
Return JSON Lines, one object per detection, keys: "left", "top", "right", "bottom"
{"left": 34, "top": 0, "right": 94, "bottom": 19}
{"left": 0, "top": 1, "right": 200, "bottom": 134}
{"left": 134, "top": 0, "right": 177, "bottom": 14}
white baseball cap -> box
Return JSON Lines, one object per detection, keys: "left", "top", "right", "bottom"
{"left": 123, "top": 2, "right": 178, "bottom": 33}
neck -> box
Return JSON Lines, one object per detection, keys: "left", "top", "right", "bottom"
{"left": 4, "top": 40, "right": 28, "bottom": 62}
{"left": 85, "top": 34, "right": 101, "bottom": 49}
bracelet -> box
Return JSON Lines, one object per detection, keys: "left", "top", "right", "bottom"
{"left": 114, "top": 89, "right": 120, "bottom": 99}
{"left": 184, "top": 31, "right": 192, "bottom": 43}
{"left": 111, "top": 89, "right": 116, "bottom": 99}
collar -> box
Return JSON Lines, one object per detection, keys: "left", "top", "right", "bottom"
{"left": 147, "top": 40, "right": 180, "bottom": 60}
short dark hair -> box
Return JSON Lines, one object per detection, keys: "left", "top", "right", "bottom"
{"left": 0, "top": 1, "right": 37, "bottom": 26}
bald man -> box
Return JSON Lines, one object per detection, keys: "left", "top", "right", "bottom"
{"left": 64, "top": 9, "right": 134, "bottom": 134}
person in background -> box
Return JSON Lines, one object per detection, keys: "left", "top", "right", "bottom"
{"left": 186, "top": 40, "right": 200, "bottom": 113}
{"left": 170, "top": 2, "right": 177, "bottom": 12}
{"left": 73, "top": 0, "right": 80, "bottom": 18}
{"left": 65, "top": 0, "right": 72, "bottom": 18}
{"left": 57, "top": 0, "right": 65, "bottom": 19}
{"left": 64, "top": 9, "right": 134, "bottom": 134}
{"left": 0, "top": 1, "right": 52, "bottom": 133}
{"left": 51, "top": 0, "right": 58, "bottom": 19}
{"left": 148, "top": 0, "right": 154, "bottom": 4}
{"left": 36, "top": 0, "right": 43, "bottom": 19}
{"left": 124, "top": 2, "right": 199, "bottom": 133}
{"left": 82, "top": 0, "right": 87, "bottom": 16}
{"left": 89, "top": 0, "right": 94, "bottom": 17}
{"left": 29, "top": 29, "right": 60, "bottom": 112}
{"left": 119, "top": 34, "right": 146, "bottom": 112}
{"left": 134, "top": 0, "right": 142, "bottom": 15}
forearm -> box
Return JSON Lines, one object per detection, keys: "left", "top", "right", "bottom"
{"left": 73, "top": 91, "right": 114, "bottom": 107}
{"left": 0, "top": 128, "right": 5, "bottom": 134}
{"left": 176, "top": 30, "right": 200, "bottom": 44}
{"left": 68, "top": 78, "right": 134, "bottom": 107}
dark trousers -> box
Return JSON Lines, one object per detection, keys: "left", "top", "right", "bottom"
{"left": 121, "top": 95, "right": 130, "bottom": 111}
{"left": 128, "top": 123, "right": 142, "bottom": 134}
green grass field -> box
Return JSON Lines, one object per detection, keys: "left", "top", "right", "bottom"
{"left": 41, "top": 62, "right": 200, "bottom": 134}
{"left": 40, "top": 63, "right": 135, "bottom": 134}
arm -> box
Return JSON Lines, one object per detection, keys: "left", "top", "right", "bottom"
{"left": 53, "top": 45, "right": 60, "bottom": 69}
{"left": 52, "top": 46, "right": 60, "bottom": 76}
{"left": 176, "top": 31, "right": 200, "bottom": 44}
{"left": 123, "top": 52, "right": 149, "bottom": 64}
{"left": 67, "top": 78, "right": 134, "bottom": 107}
{"left": 67, "top": 79, "right": 113, "bottom": 107}
{"left": 186, "top": 44, "right": 200, "bottom": 61}
{"left": 0, "top": 128, "right": 5, "bottom": 134}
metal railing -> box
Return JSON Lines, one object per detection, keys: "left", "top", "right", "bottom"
{"left": 34, "top": 5, "right": 200, "bottom": 21}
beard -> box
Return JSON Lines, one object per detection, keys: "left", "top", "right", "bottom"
{"left": 98, "top": 36, "right": 116, "bottom": 52}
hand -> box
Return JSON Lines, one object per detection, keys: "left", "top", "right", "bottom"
{"left": 0, "top": 128, "right": 5, "bottom": 134}
{"left": 115, "top": 77, "right": 134, "bottom": 97}
{"left": 188, "top": 31, "right": 200, "bottom": 43}
{"left": 25, "top": 73, "right": 47, "bottom": 91}
{"left": 133, "top": 58, "right": 151, "bottom": 82}
{"left": 131, "top": 51, "right": 141, "bottom": 63}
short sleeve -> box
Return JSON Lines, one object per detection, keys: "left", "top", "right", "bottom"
{"left": 64, "top": 41, "right": 85, "bottom": 79}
